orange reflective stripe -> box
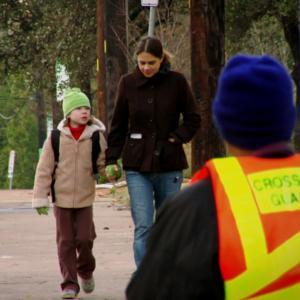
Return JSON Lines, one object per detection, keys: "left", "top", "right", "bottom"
{"left": 248, "top": 263, "right": 300, "bottom": 299}
{"left": 211, "top": 157, "right": 300, "bottom": 299}
{"left": 250, "top": 282, "right": 300, "bottom": 299}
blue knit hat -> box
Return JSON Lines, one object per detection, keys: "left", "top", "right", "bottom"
{"left": 213, "top": 54, "right": 296, "bottom": 150}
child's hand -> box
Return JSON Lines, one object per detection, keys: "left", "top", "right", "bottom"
{"left": 105, "top": 164, "right": 121, "bottom": 182}
{"left": 36, "top": 207, "right": 49, "bottom": 215}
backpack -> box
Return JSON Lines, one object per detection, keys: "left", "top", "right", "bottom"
{"left": 50, "top": 129, "right": 101, "bottom": 202}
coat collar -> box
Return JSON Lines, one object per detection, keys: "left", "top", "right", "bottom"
{"left": 134, "top": 62, "right": 171, "bottom": 87}
{"left": 134, "top": 67, "right": 149, "bottom": 87}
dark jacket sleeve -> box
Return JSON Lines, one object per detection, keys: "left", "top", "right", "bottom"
{"left": 105, "top": 76, "right": 128, "bottom": 165}
{"left": 170, "top": 74, "right": 201, "bottom": 143}
{"left": 126, "top": 179, "right": 224, "bottom": 300}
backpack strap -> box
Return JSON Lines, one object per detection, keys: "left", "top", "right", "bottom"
{"left": 91, "top": 130, "right": 101, "bottom": 176}
{"left": 50, "top": 129, "right": 60, "bottom": 202}
{"left": 51, "top": 129, "right": 60, "bottom": 164}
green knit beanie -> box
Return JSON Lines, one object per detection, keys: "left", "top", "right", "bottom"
{"left": 63, "top": 88, "right": 91, "bottom": 117}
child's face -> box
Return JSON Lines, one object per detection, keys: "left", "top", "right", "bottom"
{"left": 69, "top": 106, "right": 91, "bottom": 127}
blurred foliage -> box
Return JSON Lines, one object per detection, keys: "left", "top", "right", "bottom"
{"left": 0, "top": 0, "right": 97, "bottom": 91}
{"left": 226, "top": 14, "right": 292, "bottom": 67}
{"left": 225, "top": 0, "right": 298, "bottom": 39}
{"left": 5, "top": 104, "right": 38, "bottom": 188}
{"left": 225, "top": 0, "right": 298, "bottom": 73}
{"left": 0, "top": 71, "right": 38, "bottom": 188}
{"left": 0, "top": 0, "right": 97, "bottom": 188}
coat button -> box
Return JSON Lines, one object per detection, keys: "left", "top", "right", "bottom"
{"left": 154, "top": 150, "right": 160, "bottom": 156}
{"left": 147, "top": 98, "right": 153, "bottom": 104}
{"left": 149, "top": 119, "right": 153, "bottom": 123}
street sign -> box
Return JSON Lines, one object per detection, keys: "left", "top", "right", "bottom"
{"left": 141, "top": 0, "right": 159, "bottom": 7}
{"left": 7, "top": 150, "right": 15, "bottom": 179}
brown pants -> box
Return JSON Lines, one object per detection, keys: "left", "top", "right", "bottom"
{"left": 54, "top": 206, "right": 96, "bottom": 292}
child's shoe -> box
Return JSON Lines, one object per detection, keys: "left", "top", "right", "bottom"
{"left": 81, "top": 276, "right": 95, "bottom": 293}
{"left": 62, "top": 288, "right": 78, "bottom": 299}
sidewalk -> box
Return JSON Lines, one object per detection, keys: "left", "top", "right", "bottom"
{"left": 0, "top": 190, "right": 134, "bottom": 300}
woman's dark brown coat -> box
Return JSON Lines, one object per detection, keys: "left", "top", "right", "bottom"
{"left": 106, "top": 67, "right": 201, "bottom": 172}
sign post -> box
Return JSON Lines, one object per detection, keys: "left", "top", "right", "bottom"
{"left": 141, "top": 0, "right": 159, "bottom": 37}
{"left": 7, "top": 150, "right": 16, "bottom": 190}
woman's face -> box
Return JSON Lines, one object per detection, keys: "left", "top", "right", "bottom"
{"left": 137, "top": 52, "right": 163, "bottom": 78}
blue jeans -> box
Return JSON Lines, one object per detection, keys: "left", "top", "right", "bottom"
{"left": 125, "top": 170, "right": 183, "bottom": 267}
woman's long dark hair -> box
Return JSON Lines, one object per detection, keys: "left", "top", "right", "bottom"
{"left": 135, "top": 36, "right": 171, "bottom": 65}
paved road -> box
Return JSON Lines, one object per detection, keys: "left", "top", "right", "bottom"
{"left": 0, "top": 190, "right": 134, "bottom": 300}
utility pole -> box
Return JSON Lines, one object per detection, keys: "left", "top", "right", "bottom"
{"left": 190, "top": 0, "right": 225, "bottom": 173}
{"left": 96, "top": 0, "right": 128, "bottom": 129}
{"left": 96, "top": 0, "right": 107, "bottom": 127}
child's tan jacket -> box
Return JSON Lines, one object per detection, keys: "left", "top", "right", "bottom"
{"left": 33, "top": 117, "right": 107, "bottom": 209}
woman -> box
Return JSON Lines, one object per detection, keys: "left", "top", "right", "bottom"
{"left": 105, "top": 36, "right": 201, "bottom": 268}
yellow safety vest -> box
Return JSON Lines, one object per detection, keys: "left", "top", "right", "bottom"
{"left": 206, "top": 155, "right": 300, "bottom": 299}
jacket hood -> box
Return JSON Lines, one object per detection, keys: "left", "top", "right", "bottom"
{"left": 89, "top": 117, "right": 106, "bottom": 132}
{"left": 57, "top": 116, "right": 106, "bottom": 140}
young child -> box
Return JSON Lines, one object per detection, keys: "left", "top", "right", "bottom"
{"left": 32, "top": 88, "right": 107, "bottom": 299}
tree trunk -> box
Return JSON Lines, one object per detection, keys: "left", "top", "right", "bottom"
{"left": 104, "top": 0, "right": 128, "bottom": 129}
{"left": 35, "top": 88, "right": 47, "bottom": 149}
{"left": 51, "top": 97, "right": 62, "bottom": 129}
{"left": 96, "top": 0, "right": 107, "bottom": 127}
{"left": 34, "top": 72, "right": 47, "bottom": 148}
{"left": 79, "top": 71, "right": 92, "bottom": 106}
{"left": 280, "top": 15, "right": 300, "bottom": 150}
{"left": 190, "top": 0, "right": 225, "bottom": 173}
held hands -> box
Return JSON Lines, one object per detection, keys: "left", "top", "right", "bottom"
{"left": 36, "top": 207, "right": 49, "bottom": 215}
{"left": 105, "top": 164, "right": 121, "bottom": 182}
